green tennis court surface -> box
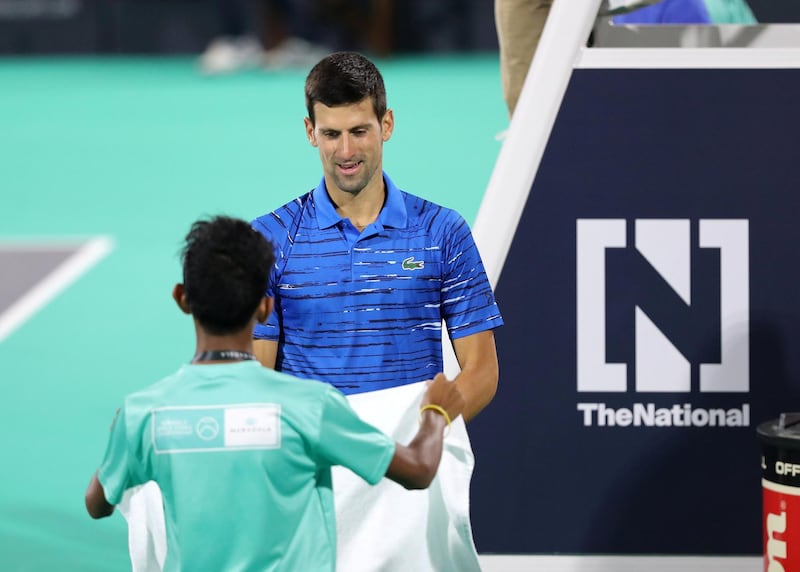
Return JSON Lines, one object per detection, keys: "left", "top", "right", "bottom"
{"left": 0, "top": 55, "right": 505, "bottom": 570}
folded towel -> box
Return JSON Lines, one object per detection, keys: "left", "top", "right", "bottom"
{"left": 333, "top": 381, "right": 482, "bottom": 572}
{"left": 118, "top": 481, "right": 166, "bottom": 572}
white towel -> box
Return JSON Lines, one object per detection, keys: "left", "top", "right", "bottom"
{"left": 118, "top": 481, "right": 166, "bottom": 572}
{"left": 334, "top": 381, "right": 482, "bottom": 572}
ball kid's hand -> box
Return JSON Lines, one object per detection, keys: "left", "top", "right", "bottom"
{"left": 421, "top": 373, "right": 465, "bottom": 424}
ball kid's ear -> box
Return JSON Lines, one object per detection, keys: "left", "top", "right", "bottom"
{"left": 173, "top": 284, "right": 191, "bottom": 315}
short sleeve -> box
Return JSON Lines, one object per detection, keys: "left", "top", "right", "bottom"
{"left": 315, "top": 388, "right": 395, "bottom": 485}
{"left": 96, "top": 407, "right": 148, "bottom": 505}
{"left": 252, "top": 217, "right": 284, "bottom": 341}
{"left": 440, "top": 211, "right": 504, "bottom": 339}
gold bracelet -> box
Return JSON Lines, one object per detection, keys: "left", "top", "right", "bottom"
{"left": 419, "top": 404, "right": 452, "bottom": 437}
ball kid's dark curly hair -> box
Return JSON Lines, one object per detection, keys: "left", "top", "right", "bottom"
{"left": 181, "top": 216, "right": 275, "bottom": 335}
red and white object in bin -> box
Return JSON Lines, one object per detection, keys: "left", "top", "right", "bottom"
{"left": 759, "top": 413, "right": 800, "bottom": 572}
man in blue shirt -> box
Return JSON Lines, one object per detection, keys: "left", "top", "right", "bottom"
{"left": 252, "top": 52, "right": 504, "bottom": 571}
{"left": 85, "top": 215, "right": 464, "bottom": 572}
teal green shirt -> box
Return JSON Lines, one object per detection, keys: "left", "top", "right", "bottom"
{"left": 97, "top": 361, "right": 396, "bottom": 572}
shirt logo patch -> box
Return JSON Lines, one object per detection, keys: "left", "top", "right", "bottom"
{"left": 196, "top": 416, "right": 220, "bottom": 441}
{"left": 152, "top": 404, "right": 281, "bottom": 454}
{"left": 402, "top": 256, "right": 425, "bottom": 271}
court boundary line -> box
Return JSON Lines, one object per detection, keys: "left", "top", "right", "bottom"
{"left": 0, "top": 236, "right": 114, "bottom": 343}
{"left": 478, "top": 554, "right": 761, "bottom": 571}
{"left": 577, "top": 46, "right": 800, "bottom": 68}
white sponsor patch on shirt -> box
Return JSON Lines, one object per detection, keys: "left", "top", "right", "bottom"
{"left": 152, "top": 404, "right": 281, "bottom": 454}
{"left": 224, "top": 405, "right": 281, "bottom": 448}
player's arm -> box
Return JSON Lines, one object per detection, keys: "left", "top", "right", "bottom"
{"left": 254, "top": 339, "right": 278, "bottom": 369}
{"left": 85, "top": 471, "right": 115, "bottom": 519}
{"left": 452, "top": 329, "right": 499, "bottom": 422}
{"left": 385, "top": 373, "right": 464, "bottom": 490}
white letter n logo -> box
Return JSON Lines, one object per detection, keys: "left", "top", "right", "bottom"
{"left": 576, "top": 219, "right": 749, "bottom": 393}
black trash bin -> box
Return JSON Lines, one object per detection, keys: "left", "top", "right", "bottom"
{"left": 758, "top": 413, "right": 800, "bottom": 572}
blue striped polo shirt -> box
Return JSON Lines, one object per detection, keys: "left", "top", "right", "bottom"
{"left": 252, "top": 173, "right": 503, "bottom": 394}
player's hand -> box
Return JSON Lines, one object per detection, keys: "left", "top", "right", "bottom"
{"left": 421, "top": 373, "right": 465, "bottom": 423}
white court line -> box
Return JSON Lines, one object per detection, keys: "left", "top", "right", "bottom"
{"left": 478, "top": 555, "right": 761, "bottom": 571}
{"left": 0, "top": 236, "right": 114, "bottom": 343}
{"left": 577, "top": 47, "right": 800, "bottom": 68}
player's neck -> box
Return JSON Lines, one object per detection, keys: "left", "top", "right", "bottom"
{"left": 329, "top": 178, "right": 386, "bottom": 232}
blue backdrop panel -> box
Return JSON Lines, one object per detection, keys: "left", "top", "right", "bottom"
{"left": 470, "top": 68, "right": 800, "bottom": 554}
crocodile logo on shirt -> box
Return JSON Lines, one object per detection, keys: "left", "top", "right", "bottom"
{"left": 402, "top": 256, "right": 425, "bottom": 271}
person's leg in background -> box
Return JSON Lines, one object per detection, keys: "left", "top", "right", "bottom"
{"left": 261, "top": 0, "right": 331, "bottom": 69}
{"left": 310, "top": 0, "right": 394, "bottom": 57}
{"left": 495, "top": 0, "right": 553, "bottom": 118}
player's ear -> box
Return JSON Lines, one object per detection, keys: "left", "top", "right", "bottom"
{"left": 256, "top": 296, "right": 274, "bottom": 324}
{"left": 173, "top": 284, "right": 191, "bottom": 315}
{"left": 304, "top": 117, "right": 317, "bottom": 147}
{"left": 381, "top": 109, "right": 394, "bottom": 142}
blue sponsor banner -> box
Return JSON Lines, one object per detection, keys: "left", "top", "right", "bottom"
{"left": 470, "top": 68, "right": 800, "bottom": 554}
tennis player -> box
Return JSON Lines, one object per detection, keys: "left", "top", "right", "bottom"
{"left": 251, "top": 52, "right": 504, "bottom": 571}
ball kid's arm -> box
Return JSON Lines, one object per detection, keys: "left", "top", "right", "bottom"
{"left": 85, "top": 471, "right": 115, "bottom": 519}
{"left": 384, "top": 373, "right": 464, "bottom": 489}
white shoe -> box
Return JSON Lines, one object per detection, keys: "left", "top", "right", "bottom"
{"left": 199, "top": 36, "right": 263, "bottom": 74}
{"left": 262, "top": 37, "right": 330, "bottom": 70}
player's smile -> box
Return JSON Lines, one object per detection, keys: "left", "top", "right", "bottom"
{"left": 337, "top": 160, "right": 363, "bottom": 176}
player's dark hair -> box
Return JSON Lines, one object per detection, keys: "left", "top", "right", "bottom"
{"left": 305, "top": 51, "right": 387, "bottom": 126}
{"left": 181, "top": 216, "right": 274, "bottom": 335}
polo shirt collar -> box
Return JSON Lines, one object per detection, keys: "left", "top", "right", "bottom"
{"left": 312, "top": 172, "right": 408, "bottom": 230}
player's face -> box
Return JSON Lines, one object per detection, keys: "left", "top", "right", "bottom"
{"left": 305, "top": 97, "right": 393, "bottom": 197}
